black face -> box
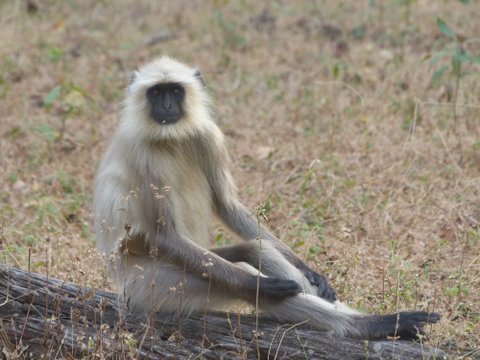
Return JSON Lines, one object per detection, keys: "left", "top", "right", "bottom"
{"left": 146, "top": 83, "right": 185, "bottom": 125}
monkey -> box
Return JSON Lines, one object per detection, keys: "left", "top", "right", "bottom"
{"left": 93, "top": 56, "right": 439, "bottom": 340}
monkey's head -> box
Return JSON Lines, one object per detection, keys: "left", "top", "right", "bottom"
{"left": 123, "top": 56, "right": 211, "bottom": 141}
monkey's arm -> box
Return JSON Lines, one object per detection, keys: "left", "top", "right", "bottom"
{"left": 129, "top": 224, "right": 301, "bottom": 304}
{"left": 214, "top": 200, "right": 337, "bottom": 301}
{"left": 200, "top": 135, "right": 336, "bottom": 301}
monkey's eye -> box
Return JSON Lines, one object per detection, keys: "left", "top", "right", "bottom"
{"left": 152, "top": 89, "right": 161, "bottom": 97}
{"left": 171, "top": 87, "right": 184, "bottom": 98}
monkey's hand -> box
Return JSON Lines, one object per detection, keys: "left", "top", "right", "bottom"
{"left": 241, "top": 277, "right": 301, "bottom": 303}
{"left": 273, "top": 246, "right": 338, "bottom": 302}
{"left": 300, "top": 267, "right": 337, "bottom": 302}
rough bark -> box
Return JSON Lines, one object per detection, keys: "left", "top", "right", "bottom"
{"left": 0, "top": 265, "right": 446, "bottom": 359}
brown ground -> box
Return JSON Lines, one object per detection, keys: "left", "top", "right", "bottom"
{"left": 0, "top": 0, "right": 479, "bottom": 357}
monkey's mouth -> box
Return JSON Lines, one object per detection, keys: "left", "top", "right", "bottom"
{"left": 151, "top": 113, "right": 181, "bottom": 125}
{"left": 150, "top": 109, "right": 183, "bottom": 125}
{"left": 155, "top": 117, "right": 180, "bottom": 125}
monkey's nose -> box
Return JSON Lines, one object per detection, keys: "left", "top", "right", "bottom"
{"left": 163, "top": 95, "right": 173, "bottom": 109}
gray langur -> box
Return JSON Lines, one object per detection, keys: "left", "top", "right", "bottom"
{"left": 93, "top": 56, "right": 439, "bottom": 339}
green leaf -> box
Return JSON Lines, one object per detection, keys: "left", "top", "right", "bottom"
{"left": 294, "top": 240, "right": 305, "bottom": 248}
{"left": 351, "top": 25, "right": 365, "bottom": 39}
{"left": 35, "top": 124, "right": 59, "bottom": 142}
{"left": 46, "top": 203, "right": 58, "bottom": 215}
{"left": 333, "top": 64, "right": 339, "bottom": 79}
{"left": 437, "top": 18, "right": 457, "bottom": 40}
{"left": 453, "top": 49, "right": 477, "bottom": 64}
{"left": 468, "top": 55, "right": 480, "bottom": 64}
{"left": 308, "top": 244, "right": 324, "bottom": 256}
{"left": 451, "top": 56, "right": 462, "bottom": 76}
{"left": 66, "top": 83, "right": 88, "bottom": 97}
{"left": 332, "top": 62, "right": 347, "bottom": 79}
{"left": 46, "top": 47, "right": 65, "bottom": 62}
{"left": 43, "top": 85, "right": 61, "bottom": 108}
{"left": 429, "top": 49, "right": 452, "bottom": 67}
{"left": 214, "top": 233, "right": 224, "bottom": 246}
{"left": 458, "top": 0, "right": 469, "bottom": 4}
{"left": 432, "top": 65, "right": 448, "bottom": 85}
{"left": 451, "top": 45, "right": 464, "bottom": 76}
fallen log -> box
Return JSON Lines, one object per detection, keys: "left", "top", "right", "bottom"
{"left": 0, "top": 265, "right": 446, "bottom": 359}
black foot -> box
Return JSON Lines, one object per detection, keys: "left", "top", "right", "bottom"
{"left": 360, "top": 311, "right": 440, "bottom": 340}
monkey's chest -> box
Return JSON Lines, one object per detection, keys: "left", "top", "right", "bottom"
{"left": 162, "top": 161, "right": 213, "bottom": 248}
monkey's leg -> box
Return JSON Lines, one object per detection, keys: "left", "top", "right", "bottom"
{"left": 117, "top": 255, "right": 439, "bottom": 340}
{"left": 116, "top": 255, "right": 244, "bottom": 314}
{"left": 212, "top": 241, "right": 337, "bottom": 302}
{"left": 117, "top": 253, "right": 356, "bottom": 333}
{"left": 213, "top": 202, "right": 338, "bottom": 300}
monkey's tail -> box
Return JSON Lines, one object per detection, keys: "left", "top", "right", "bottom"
{"left": 261, "top": 293, "right": 440, "bottom": 339}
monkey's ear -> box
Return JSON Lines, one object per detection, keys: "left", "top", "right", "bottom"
{"left": 129, "top": 70, "right": 139, "bottom": 86}
{"left": 128, "top": 70, "right": 138, "bottom": 92}
{"left": 194, "top": 70, "right": 206, "bottom": 87}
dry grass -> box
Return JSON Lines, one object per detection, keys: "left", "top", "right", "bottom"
{"left": 0, "top": 0, "right": 479, "bottom": 357}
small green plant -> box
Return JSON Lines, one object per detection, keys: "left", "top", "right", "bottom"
{"left": 45, "top": 46, "right": 65, "bottom": 62}
{"left": 430, "top": 18, "right": 480, "bottom": 130}
{"left": 216, "top": 11, "right": 246, "bottom": 49}
{"left": 446, "top": 284, "right": 469, "bottom": 298}
{"left": 43, "top": 85, "right": 61, "bottom": 109}
{"left": 34, "top": 123, "right": 59, "bottom": 142}
{"left": 256, "top": 200, "right": 272, "bottom": 222}
{"left": 41, "top": 83, "right": 89, "bottom": 141}
{"left": 332, "top": 61, "right": 348, "bottom": 80}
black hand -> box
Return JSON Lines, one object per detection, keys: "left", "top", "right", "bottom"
{"left": 241, "top": 277, "right": 302, "bottom": 303}
{"left": 302, "top": 268, "right": 337, "bottom": 302}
